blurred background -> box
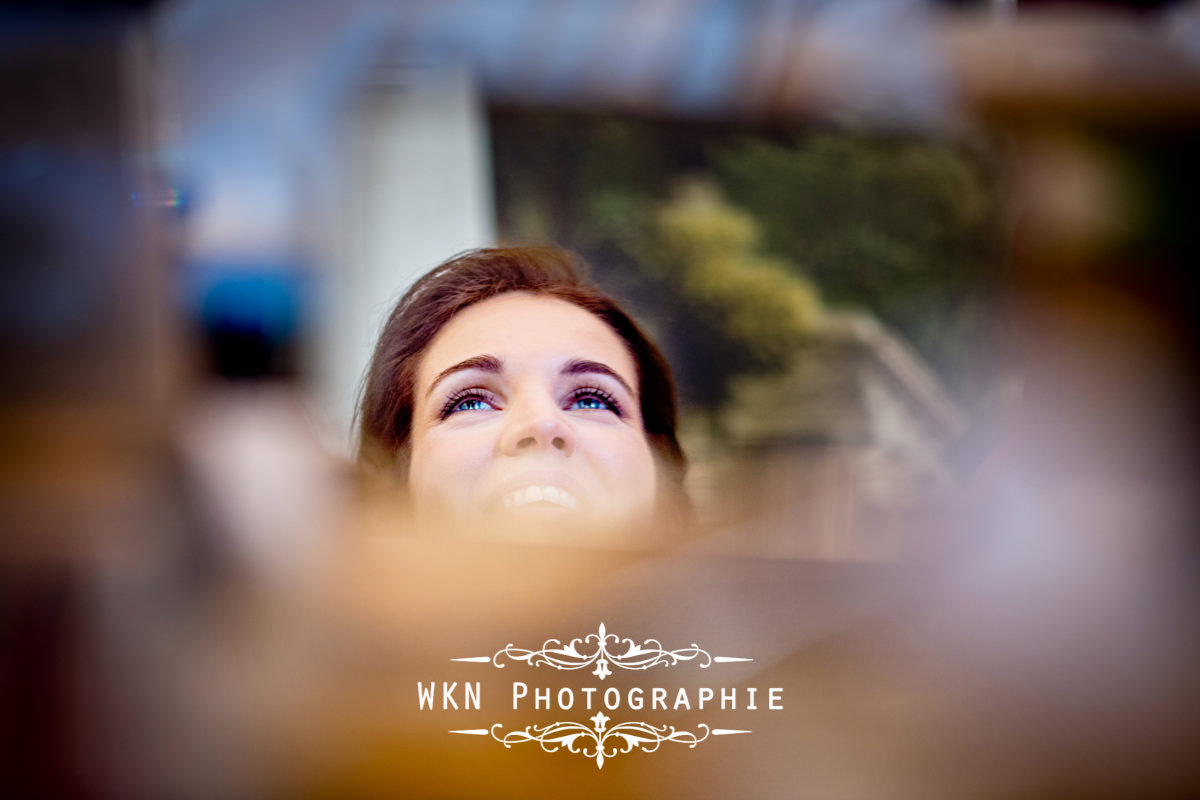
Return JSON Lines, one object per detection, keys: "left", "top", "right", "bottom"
{"left": 3, "top": 0, "right": 1199, "bottom": 798}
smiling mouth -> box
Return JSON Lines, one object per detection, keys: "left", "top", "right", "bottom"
{"left": 499, "top": 485, "right": 580, "bottom": 510}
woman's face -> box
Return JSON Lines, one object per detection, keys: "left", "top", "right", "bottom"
{"left": 408, "top": 292, "right": 658, "bottom": 528}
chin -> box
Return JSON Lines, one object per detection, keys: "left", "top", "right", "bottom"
{"left": 418, "top": 502, "right": 655, "bottom": 547}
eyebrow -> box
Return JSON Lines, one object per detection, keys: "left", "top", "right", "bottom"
{"left": 424, "top": 355, "right": 636, "bottom": 401}
{"left": 425, "top": 354, "right": 502, "bottom": 400}
{"left": 563, "top": 359, "right": 636, "bottom": 397}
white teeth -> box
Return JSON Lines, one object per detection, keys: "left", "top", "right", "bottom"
{"left": 500, "top": 485, "right": 579, "bottom": 510}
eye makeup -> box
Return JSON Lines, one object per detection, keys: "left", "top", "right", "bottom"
{"left": 438, "top": 387, "right": 502, "bottom": 419}
{"left": 438, "top": 382, "right": 625, "bottom": 421}
{"left": 426, "top": 350, "right": 637, "bottom": 429}
{"left": 565, "top": 384, "right": 624, "bottom": 416}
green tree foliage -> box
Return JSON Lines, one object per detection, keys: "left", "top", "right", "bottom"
{"left": 490, "top": 111, "right": 1005, "bottom": 413}
{"left": 709, "top": 133, "right": 1003, "bottom": 402}
{"left": 623, "top": 181, "right": 822, "bottom": 410}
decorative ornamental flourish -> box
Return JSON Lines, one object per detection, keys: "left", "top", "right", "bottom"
{"left": 453, "top": 622, "right": 752, "bottom": 680}
{"left": 448, "top": 714, "right": 749, "bottom": 769}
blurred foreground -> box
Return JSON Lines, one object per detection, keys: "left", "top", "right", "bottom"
{"left": 4, "top": 1, "right": 1200, "bottom": 798}
{"left": 4, "top": 461, "right": 1198, "bottom": 799}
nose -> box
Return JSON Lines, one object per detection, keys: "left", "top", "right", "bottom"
{"left": 499, "top": 403, "right": 575, "bottom": 457}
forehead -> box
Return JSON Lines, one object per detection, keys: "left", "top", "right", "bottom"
{"left": 416, "top": 292, "right": 638, "bottom": 388}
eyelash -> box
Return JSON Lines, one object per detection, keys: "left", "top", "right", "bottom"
{"left": 439, "top": 388, "right": 499, "bottom": 419}
{"left": 438, "top": 385, "right": 624, "bottom": 419}
{"left": 567, "top": 385, "right": 623, "bottom": 416}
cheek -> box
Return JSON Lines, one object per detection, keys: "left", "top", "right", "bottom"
{"left": 408, "top": 427, "right": 492, "bottom": 509}
{"left": 584, "top": 430, "right": 659, "bottom": 501}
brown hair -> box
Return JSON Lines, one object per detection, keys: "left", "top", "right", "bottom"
{"left": 356, "top": 245, "right": 686, "bottom": 502}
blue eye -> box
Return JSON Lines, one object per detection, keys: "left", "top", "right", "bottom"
{"left": 454, "top": 397, "right": 495, "bottom": 413}
{"left": 441, "top": 390, "right": 499, "bottom": 418}
{"left": 572, "top": 395, "right": 610, "bottom": 411}
{"left": 568, "top": 387, "right": 621, "bottom": 414}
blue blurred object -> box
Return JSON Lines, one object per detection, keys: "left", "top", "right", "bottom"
{"left": 182, "top": 258, "right": 312, "bottom": 378}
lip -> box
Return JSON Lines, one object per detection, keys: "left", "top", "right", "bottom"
{"left": 481, "top": 470, "right": 592, "bottom": 514}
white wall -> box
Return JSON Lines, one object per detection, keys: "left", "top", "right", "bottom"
{"left": 315, "top": 65, "right": 495, "bottom": 456}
